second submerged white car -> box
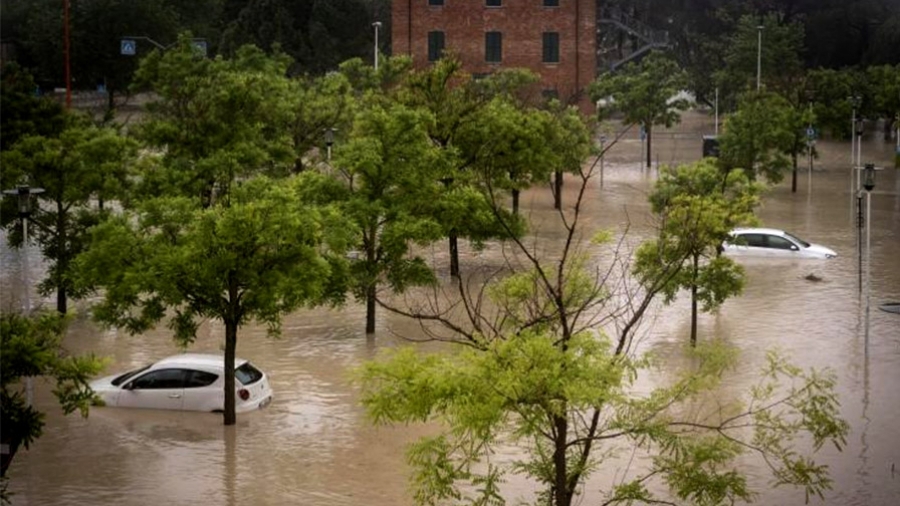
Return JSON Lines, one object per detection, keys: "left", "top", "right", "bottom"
{"left": 723, "top": 228, "right": 837, "bottom": 259}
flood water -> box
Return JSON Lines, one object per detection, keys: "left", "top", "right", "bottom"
{"left": 3, "top": 111, "right": 899, "bottom": 505}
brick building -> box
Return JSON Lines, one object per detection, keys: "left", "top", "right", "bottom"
{"left": 392, "top": 0, "right": 598, "bottom": 114}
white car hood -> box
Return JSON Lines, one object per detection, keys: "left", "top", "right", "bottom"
{"left": 806, "top": 243, "right": 837, "bottom": 258}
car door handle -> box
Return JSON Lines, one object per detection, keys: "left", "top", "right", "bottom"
{"left": 168, "top": 393, "right": 182, "bottom": 399}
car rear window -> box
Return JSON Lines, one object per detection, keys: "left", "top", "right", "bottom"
{"left": 112, "top": 364, "right": 151, "bottom": 386}
{"left": 235, "top": 362, "right": 263, "bottom": 385}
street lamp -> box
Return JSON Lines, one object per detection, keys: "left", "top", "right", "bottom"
{"left": 862, "top": 163, "right": 876, "bottom": 346}
{"left": 3, "top": 185, "right": 45, "bottom": 406}
{"left": 324, "top": 127, "right": 336, "bottom": 161}
{"left": 756, "top": 25, "right": 764, "bottom": 91}
{"left": 372, "top": 21, "right": 383, "bottom": 71}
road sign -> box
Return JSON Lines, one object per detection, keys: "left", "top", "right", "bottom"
{"left": 806, "top": 126, "right": 816, "bottom": 140}
{"left": 191, "top": 40, "right": 208, "bottom": 57}
{"left": 120, "top": 39, "right": 136, "bottom": 56}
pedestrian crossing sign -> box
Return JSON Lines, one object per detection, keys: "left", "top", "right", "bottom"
{"left": 121, "top": 39, "right": 136, "bottom": 56}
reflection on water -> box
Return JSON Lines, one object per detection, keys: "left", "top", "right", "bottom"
{"left": 3, "top": 112, "right": 899, "bottom": 505}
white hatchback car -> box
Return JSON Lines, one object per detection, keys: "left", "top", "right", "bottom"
{"left": 723, "top": 227, "right": 837, "bottom": 259}
{"left": 90, "top": 353, "right": 273, "bottom": 413}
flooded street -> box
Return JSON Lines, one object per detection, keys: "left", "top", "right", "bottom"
{"left": 3, "top": 111, "right": 899, "bottom": 505}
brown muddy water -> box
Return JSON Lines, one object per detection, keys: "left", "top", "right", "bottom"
{"left": 2, "top": 111, "right": 899, "bottom": 505}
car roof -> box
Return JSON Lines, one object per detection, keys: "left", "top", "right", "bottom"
{"left": 152, "top": 353, "right": 247, "bottom": 370}
{"left": 731, "top": 227, "right": 786, "bottom": 236}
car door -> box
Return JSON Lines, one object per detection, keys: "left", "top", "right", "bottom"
{"left": 728, "top": 233, "right": 766, "bottom": 256}
{"left": 764, "top": 234, "right": 799, "bottom": 257}
{"left": 118, "top": 368, "right": 187, "bottom": 410}
{"left": 181, "top": 369, "right": 222, "bottom": 412}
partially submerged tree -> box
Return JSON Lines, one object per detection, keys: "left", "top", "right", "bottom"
{"left": 1, "top": 311, "right": 104, "bottom": 480}
{"left": 590, "top": 50, "right": 690, "bottom": 168}
{"left": 718, "top": 90, "right": 795, "bottom": 183}
{"left": 634, "top": 159, "right": 761, "bottom": 346}
{"left": 1, "top": 116, "right": 137, "bottom": 313}
{"left": 74, "top": 176, "right": 351, "bottom": 425}
{"left": 359, "top": 135, "right": 847, "bottom": 505}
{"left": 322, "top": 99, "right": 446, "bottom": 334}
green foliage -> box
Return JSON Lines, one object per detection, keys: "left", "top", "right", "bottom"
{"left": 0, "top": 63, "right": 66, "bottom": 151}
{"left": 75, "top": 175, "right": 348, "bottom": 340}
{"left": 0, "top": 312, "right": 105, "bottom": 476}
{"left": 635, "top": 159, "right": 761, "bottom": 343}
{"left": 865, "top": 64, "right": 900, "bottom": 138}
{"left": 131, "top": 35, "right": 297, "bottom": 204}
{"left": 718, "top": 90, "right": 796, "bottom": 183}
{"left": 590, "top": 51, "right": 689, "bottom": 167}
{"left": 714, "top": 13, "right": 805, "bottom": 107}
{"left": 1, "top": 115, "right": 138, "bottom": 312}
{"left": 328, "top": 98, "right": 446, "bottom": 330}
{"left": 806, "top": 68, "right": 863, "bottom": 139}
{"left": 360, "top": 317, "right": 848, "bottom": 505}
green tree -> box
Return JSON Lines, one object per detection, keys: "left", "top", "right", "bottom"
{"left": 131, "top": 36, "right": 297, "bottom": 205}
{"left": 590, "top": 51, "right": 689, "bottom": 168}
{"left": 286, "top": 70, "right": 356, "bottom": 172}
{"left": 358, "top": 153, "right": 848, "bottom": 506}
{"left": 634, "top": 160, "right": 761, "bottom": 346}
{"left": 866, "top": 64, "right": 900, "bottom": 140}
{"left": 322, "top": 99, "right": 446, "bottom": 334}
{"left": 806, "top": 68, "right": 861, "bottom": 139}
{"left": 0, "top": 63, "right": 66, "bottom": 152}
{"left": 1, "top": 311, "right": 104, "bottom": 480}
{"left": 74, "top": 176, "right": 350, "bottom": 426}
{"left": 399, "top": 57, "right": 529, "bottom": 278}
{"left": 714, "top": 13, "right": 805, "bottom": 106}
{"left": 718, "top": 90, "right": 795, "bottom": 183}
{"left": 1, "top": 116, "right": 138, "bottom": 313}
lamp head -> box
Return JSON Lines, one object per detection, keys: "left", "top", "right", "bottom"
{"left": 324, "top": 128, "right": 335, "bottom": 147}
{"left": 855, "top": 118, "right": 864, "bottom": 136}
{"left": 863, "top": 163, "right": 875, "bottom": 191}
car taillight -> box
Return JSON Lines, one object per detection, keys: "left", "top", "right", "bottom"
{"left": 239, "top": 388, "right": 250, "bottom": 401}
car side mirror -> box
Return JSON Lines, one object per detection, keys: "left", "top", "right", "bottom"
{"left": 791, "top": 244, "right": 799, "bottom": 251}
{"left": 123, "top": 382, "right": 135, "bottom": 391}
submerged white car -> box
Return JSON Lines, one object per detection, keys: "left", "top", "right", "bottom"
{"left": 723, "top": 228, "right": 837, "bottom": 259}
{"left": 90, "top": 354, "right": 273, "bottom": 413}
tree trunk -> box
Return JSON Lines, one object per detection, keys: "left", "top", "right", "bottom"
{"left": 646, "top": 124, "right": 652, "bottom": 168}
{"left": 56, "top": 203, "right": 67, "bottom": 314}
{"left": 365, "top": 283, "right": 377, "bottom": 334}
{"left": 553, "top": 171, "right": 563, "bottom": 210}
{"left": 512, "top": 189, "right": 520, "bottom": 215}
{"left": 224, "top": 319, "right": 238, "bottom": 426}
{"left": 791, "top": 151, "right": 798, "bottom": 193}
{"left": 449, "top": 230, "right": 459, "bottom": 278}
{"left": 690, "top": 254, "right": 699, "bottom": 347}
{"left": 553, "top": 415, "right": 573, "bottom": 506}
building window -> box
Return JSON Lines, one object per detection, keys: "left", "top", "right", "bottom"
{"left": 543, "top": 0, "right": 559, "bottom": 6}
{"left": 486, "top": 0, "right": 502, "bottom": 6}
{"left": 428, "top": 31, "right": 445, "bottom": 62}
{"left": 542, "top": 89, "right": 559, "bottom": 100}
{"left": 428, "top": 0, "right": 444, "bottom": 6}
{"left": 485, "top": 32, "right": 502, "bottom": 63}
{"left": 542, "top": 32, "right": 559, "bottom": 63}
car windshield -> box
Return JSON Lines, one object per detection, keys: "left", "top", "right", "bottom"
{"left": 783, "top": 231, "right": 810, "bottom": 248}
{"left": 111, "top": 364, "right": 152, "bottom": 386}
{"left": 235, "top": 362, "right": 263, "bottom": 386}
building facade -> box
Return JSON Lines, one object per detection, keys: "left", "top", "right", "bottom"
{"left": 392, "top": 0, "right": 598, "bottom": 114}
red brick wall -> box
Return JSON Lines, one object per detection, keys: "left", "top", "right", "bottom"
{"left": 392, "top": 0, "right": 597, "bottom": 115}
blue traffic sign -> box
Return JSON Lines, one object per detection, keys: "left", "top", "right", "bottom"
{"left": 806, "top": 127, "right": 816, "bottom": 140}
{"left": 120, "top": 39, "right": 136, "bottom": 56}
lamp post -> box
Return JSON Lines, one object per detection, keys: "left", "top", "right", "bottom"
{"left": 756, "top": 25, "right": 764, "bottom": 91}
{"left": 863, "top": 164, "right": 875, "bottom": 347}
{"left": 3, "top": 185, "right": 45, "bottom": 406}
{"left": 599, "top": 134, "right": 607, "bottom": 189}
{"left": 372, "top": 21, "right": 382, "bottom": 71}
{"left": 324, "top": 127, "right": 336, "bottom": 161}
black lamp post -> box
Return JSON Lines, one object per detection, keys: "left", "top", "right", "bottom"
{"left": 324, "top": 127, "right": 336, "bottom": 161}
{"left": 863, "top": 163, "right": 876, "bottom": 346}
{"left": 2, "top": 185, "right": 45, "bottom": 406}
